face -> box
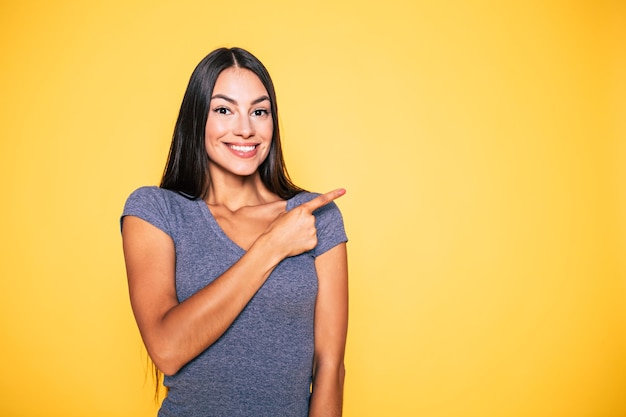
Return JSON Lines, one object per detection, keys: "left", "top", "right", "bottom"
{"left": 205, "top": 67, "right": 273, "bottom": 179}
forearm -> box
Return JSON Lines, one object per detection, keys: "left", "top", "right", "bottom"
{"left": 141, "top": 234, "right": 283, "bottom": 375}
{"left": 309, "top": 362, "right": 346, "bottom": 417}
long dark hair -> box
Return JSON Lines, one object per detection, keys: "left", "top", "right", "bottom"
{"left": 160, "top": 47, "right": 303, "bottom": 199}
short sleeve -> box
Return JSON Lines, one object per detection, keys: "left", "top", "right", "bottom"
{"left": 312, "top": 200, "right": 348, "bottom": 257}
{"left": 289, "top": 192, "right": 348, "bottom": 258}
{"left": 120, "top": 186, "right": 173, "bottom": 237}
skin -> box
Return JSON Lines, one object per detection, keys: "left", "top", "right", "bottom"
{"left": 122, "top": 67, "right": 348, "bottom": 416}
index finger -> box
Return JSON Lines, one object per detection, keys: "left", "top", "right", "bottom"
{"left": 302, "top": 188, "right": 346, "bottom": 212}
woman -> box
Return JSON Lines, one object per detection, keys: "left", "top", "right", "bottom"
{"left": 121, "top": 47, "right": 348, "bottom": 416}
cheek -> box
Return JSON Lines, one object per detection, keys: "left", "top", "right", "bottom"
{"left": 205, "top": 118, "right": 227, "bottom": 139}
{"left": 259, "top": 120, "right": 274, "bottom": 140}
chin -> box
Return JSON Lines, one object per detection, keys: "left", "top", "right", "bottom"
{"left": 208, "top": 156, "right": 267, "bottom": 179}
{"left": 228, "top": 164, "right": 263, "bottom": 178}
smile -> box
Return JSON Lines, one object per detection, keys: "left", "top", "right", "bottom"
{"left": 228, "top": 144, "right": 257, "bottom": 152}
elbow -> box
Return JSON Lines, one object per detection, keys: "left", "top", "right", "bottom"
{"left": 337, "top": 362, "right": 346, "bottom": 387}
{"left": 152, "top": 354, "right": 183, "bottom": 377}
{"left": 155, "top": 360, "right": 181, "bottom": 377}
{"left": 332, "top": 361, "right": 346, "bottom": 380}
{"left": 147, "top": 343, "right": 185, "bottom": 376}
{"left": 314, "top": 358, "right": 346, "bottom": 383}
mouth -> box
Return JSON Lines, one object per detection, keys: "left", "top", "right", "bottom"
{"left": 225, "top": 143, "right": 260, "bottom": 158}
{"left": 228, "top": 144, "right": 258, "bottom": 152}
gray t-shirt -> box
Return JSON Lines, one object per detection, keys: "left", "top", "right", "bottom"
{"left": 122, "top": 186, "right": 347, "bottom": 417}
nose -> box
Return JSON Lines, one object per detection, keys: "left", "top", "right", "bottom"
{"left": 233, "top": 115, "right": 255, "bottom": 139}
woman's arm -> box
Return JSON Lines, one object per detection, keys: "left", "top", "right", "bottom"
{"left": 122, "top": 190, "right": 345, "bottom": 376}
{"left": 123, "top": 215, "right": 285, "bottom": 375}
{"left": 309, "top": 242, "right": 349, "bottom": 417}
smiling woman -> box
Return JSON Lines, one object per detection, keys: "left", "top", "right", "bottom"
{"left": 120, "top": 47, "right": 349, "bottom": 417}
{"left": 204, "top": 68, "right": 274, "bottom": 181}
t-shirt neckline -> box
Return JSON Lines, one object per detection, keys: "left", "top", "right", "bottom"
{"left": 195, "top": 193, "right": 303, "bottom": 255}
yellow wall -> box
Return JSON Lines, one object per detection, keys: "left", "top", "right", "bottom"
{"left": 1, "top": 1, "right": 625, "bottom": 416}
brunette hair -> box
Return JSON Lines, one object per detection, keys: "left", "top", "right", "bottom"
{"left": 160, "top": 47, "right": 303, "bottom": 199}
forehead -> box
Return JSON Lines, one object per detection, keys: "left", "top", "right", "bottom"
{"left": 212, "top": 67, "right": 268, "bottom": 98}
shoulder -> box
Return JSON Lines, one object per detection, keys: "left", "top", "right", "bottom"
{"left": 125, "top": 185, "right": 185, "bottom": 202}
{"left": 121, "top": 186, "right": 198, "bottom": 234}
{"left": 124, "top": 186, "right": 194, "bottom": 211}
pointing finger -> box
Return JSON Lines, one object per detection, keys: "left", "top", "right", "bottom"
{"left": 302, "top": 188, "right": 346, "bottom": 212}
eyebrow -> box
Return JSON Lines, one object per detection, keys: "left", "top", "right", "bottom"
{"left": 210, "top": 94, "right": 270, "bottom": 106}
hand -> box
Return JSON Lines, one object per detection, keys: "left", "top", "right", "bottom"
{"left": 262, "top": 189, "right": 346, "bottom": 259}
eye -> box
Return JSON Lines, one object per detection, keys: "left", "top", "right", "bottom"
{"left": 213, "top": 107, "right": 231, "bottom": 115}
{"left": 252, "top": 109, "right": 270, "bottom": 117}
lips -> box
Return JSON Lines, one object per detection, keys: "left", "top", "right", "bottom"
{"left": 229, "top": 144, "right": 256, "bottom": 152}
{"left": 226, "top": 143, "right": 259, "bottom": 158}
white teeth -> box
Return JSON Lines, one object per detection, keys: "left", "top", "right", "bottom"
{"left": 229, "top": 145, "right": 256, "bottom": 152}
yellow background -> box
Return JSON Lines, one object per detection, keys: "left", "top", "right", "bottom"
{"left": 1, "top": 1, "right": 625, "bottom": 416}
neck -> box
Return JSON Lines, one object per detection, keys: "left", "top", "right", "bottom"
{"left": 204, "top": 171, "right": 279, "bottom": 211}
